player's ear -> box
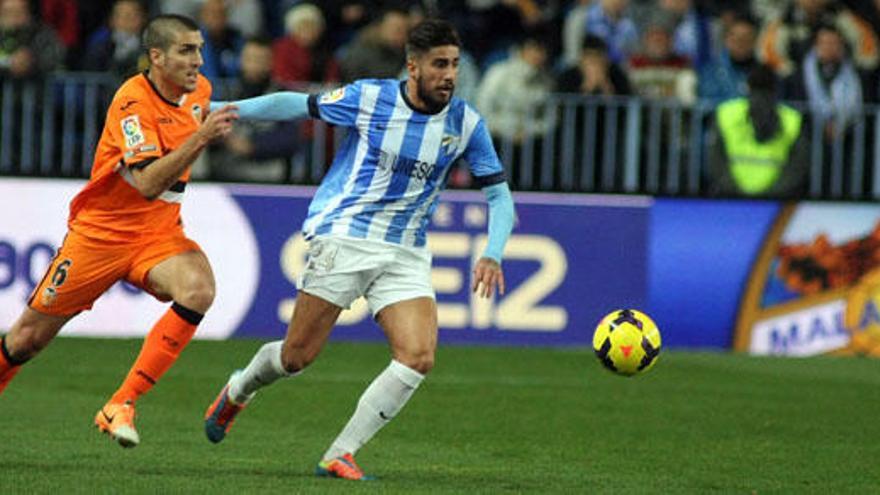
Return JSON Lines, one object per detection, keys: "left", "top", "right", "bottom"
{"left": 148, "top": 47, "right": 164, "bottom": 68}
{"left": 406, "top": 55, "right": 418, "bottom": 79}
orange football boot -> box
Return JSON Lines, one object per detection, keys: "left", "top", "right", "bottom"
{"left": 315, "top": 453, "right": 374, "bottom": 481}
{"left": 94, "top": 400, "right": 140, "bottom": 448}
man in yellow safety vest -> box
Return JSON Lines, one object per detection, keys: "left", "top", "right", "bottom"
{"left": 708, "top": 64, "right": 808, "bottom": 198}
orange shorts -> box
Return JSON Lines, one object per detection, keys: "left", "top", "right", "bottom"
{"left": 28, "top": 228, "right": 202, "bottom": 316}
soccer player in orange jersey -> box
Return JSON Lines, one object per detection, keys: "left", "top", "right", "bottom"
{"left": 0, "top": 14, "right": 238, "bottom": 448}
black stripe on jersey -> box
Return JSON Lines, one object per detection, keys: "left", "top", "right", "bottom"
{"left": 307, "top": 94, "right": 321, "bottom": 120}
{"left": 169, "top": 181, "right": 187, "bottom": 193}
{"left": 130, "top": 157, "right": 158, "bottom": 170}
{"left": 473, "top": 171, "right": 507, "bottom": 188}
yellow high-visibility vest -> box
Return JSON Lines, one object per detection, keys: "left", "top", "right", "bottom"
{"left": 716, "top": 98, "right": 802, "bottom": 194}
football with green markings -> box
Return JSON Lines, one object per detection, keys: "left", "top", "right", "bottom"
{"left": 593, "top": 309, "right": 661, "bottom": 376}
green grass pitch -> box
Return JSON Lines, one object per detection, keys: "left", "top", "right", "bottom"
{"left": 1, "top": 337, "right": 879, "bottom": 493}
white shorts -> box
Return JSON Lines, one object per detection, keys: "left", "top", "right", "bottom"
{"left": 297, "top": 235, "right": 435, "bottom": 316}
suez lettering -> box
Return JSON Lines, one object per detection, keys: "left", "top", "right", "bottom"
{"left": 275, "top": 202, "right": 569, "bottom": 332}
{"left": 0, "top": 239, "right": 140, "bottom": 298}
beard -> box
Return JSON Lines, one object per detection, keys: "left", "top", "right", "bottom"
{"left": 416, "top": 76, "right": 453, "bottom": 113}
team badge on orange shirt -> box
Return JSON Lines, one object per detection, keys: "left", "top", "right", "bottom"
{"left": 121, "top": 115, "right": 145, "bottom": 148}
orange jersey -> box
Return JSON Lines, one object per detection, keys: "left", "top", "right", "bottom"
{"left": 68, "top": 72, "right": 211, "bottom": 241}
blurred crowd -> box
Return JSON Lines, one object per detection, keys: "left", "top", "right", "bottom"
{"left": 1, "top": 0, "right": 878, "bottom": 191}
{"left": 3, "top": 0, "right": 879, "bottom": 102}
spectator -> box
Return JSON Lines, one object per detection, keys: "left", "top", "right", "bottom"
{"left": 652, "top": 0, "right": 712, "bottom": 69}
{"left": 464, "top": 0, "right": 560, "bottom": 66}
{"left": 478, "top": 36, "right": 553, "bottom": 141}
{"left": 555, "top": 34, "right": 630, "bottom": 191}
{"left": 78, "top": 0, "right": 128, "bottom": 50}
{"left": 198, "top": 0, "right": 244, "bottom": 83}
{"left": 313, "top": 0, "right": 370, "bottom": 52}
{"left": 850, "top": 0, "right": 880, "bottom": 99}
{"left": 339, "top": 7, "right": 409, "bottom": 82}
{"left": 81, "top": 0, "right": 146, "bottom": 78}
{"left": 785, "top": 23, "right": 863, "bottom": 146}
{"left": 208, "top": 37, "right": 299, "bottom": 183}
{"left": 706, "top": 5, "right": 748, "bottom": 60}
{"left": 698, "top": 13, "right": 758, "bottom": 104}
{"left": 0, "top": 0, "right": 64, "bottom": 80}
{"left": 848, "top": 0, "right": 880, "bottom": 38}
{"left": 272, "top": 3, "right": 340, "bottom": 86}
{"left": 159, "top": 0, "right": 263, "bottom": 38}
{"left": 38, "top": 0, "right": 78, "bottom": 50}
{"left": 477, "top": 36, "right": 553, "bottom": 188}
{"left": 751, "top": 0, "right": 788, "bottom": 23}
{"left": 758, "top": 0, "right": 878, "bottom": 76}
{"left": 627, "top": 14, "right": 696, "bottom": 103}
{"left": 157, "top": 0, "right": 200, "bottom": 18}
{"left": 225, "top": 0, "right": 264, "bottom": 38}
{"left": 562, "top": 0, "right": 590, "bottom": 66}
{"left": 708, "top": 64, "right": 807, "bottom": 198}
{"left": 583, "top": 0, "right": 638, "bottom": 65}
{"left": 557, "top": 34, "right": 631, "bottom": 96}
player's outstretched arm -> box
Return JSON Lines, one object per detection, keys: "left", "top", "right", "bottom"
{"left": 210, "top": 92, "right": 310, "bottom": 121}
{"left": 472, "top": 182, "right": 515, "bottom": 298}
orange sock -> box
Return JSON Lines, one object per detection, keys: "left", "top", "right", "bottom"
{"left": 0, "top": 336, "right": 23, "bottom": 394}
{"left": 110, "top": 303, "right": 203, "bottom": 404}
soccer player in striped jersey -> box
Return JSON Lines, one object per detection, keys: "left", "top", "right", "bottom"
{"left": 204, "top": 18, "right": 515, "bottom": 480}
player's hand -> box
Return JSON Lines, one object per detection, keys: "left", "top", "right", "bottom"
{"left": 199, "top": 104, "right": 239, "bottom": 141}
{"left": 472, "top": 257, "right": 505, "bottom": 298}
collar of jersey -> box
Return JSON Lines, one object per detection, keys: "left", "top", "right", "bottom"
{"left": 142, "top": 70, "right": 183, "bottom": 108}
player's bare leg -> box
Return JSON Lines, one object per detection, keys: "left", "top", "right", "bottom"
{"left": 205, "top": 291, "right": 342, "bottom": 443}
{"left": 96, "top": 250, "right": 215, "bottom": 447}
{"left": 0, "top": 308, "right": 73, "bottom": 394}
{"left": 317, "top": 297, "right": 437, "bottom": 480}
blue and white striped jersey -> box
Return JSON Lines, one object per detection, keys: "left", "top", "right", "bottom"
{"left": 304, "top": 79, "right": 505, "bottom": 248}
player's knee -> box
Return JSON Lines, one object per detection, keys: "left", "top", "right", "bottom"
{"left": 6, "top": 325, "right": 52, "bottom": 361}
{"left": 396, "top": 352, "right": 434, "bottom": 374}
{"left": 175, "top": 277, "right": 215, "bottom": 313}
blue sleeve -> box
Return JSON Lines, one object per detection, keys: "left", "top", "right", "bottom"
{"left": 210, "top": 92, "right": 310, "bottom": 120}
{"left": 482, "top": 182, "right": 515, "bottom": 262}
{"left": 310, "top": 81, "right": 363, "bottom": 127}
{"left": 463, "top": 119, "right": 506, "bottom": 188}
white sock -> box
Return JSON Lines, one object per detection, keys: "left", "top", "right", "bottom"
{"left": 228, "top": 340, "right": 295, "bottom": 403}
{"left": 322, "top": 360, "right": 424, "bottom": 460}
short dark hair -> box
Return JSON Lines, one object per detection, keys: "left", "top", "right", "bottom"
{"left": 747, "top": 64, "right": 777, "bottom": 93}
{"left": 142, "top": 14, "right": 200, "bottom": 54}
{"left": 728, "top": 11, "right": 758, "bottom": 30}
{"left": 813, "top": 21, "right": 844, "bottom": 41}
{"left": 244, "top": 35, "right": 273, "bottom": 49}
{"left": 812, "top": 22, "right": 851, "bottom": 52}
{"left": 406, "top": 18, "right": 461, "bottom": 58}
